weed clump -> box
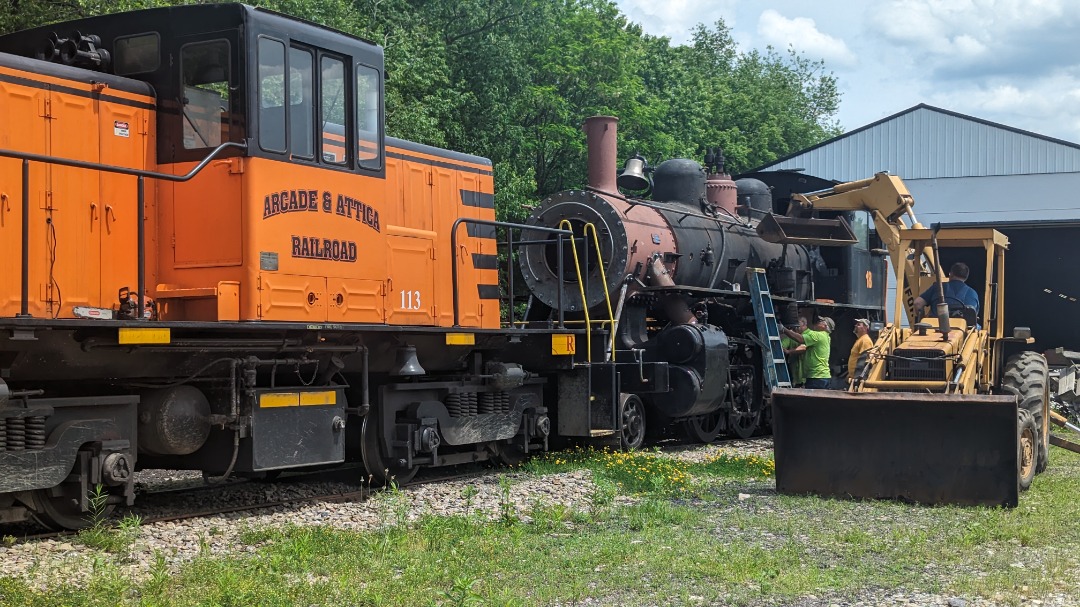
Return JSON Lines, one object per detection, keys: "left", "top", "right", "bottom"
{"left": 699, "top": 452, "right": 776, "bottom": 478}
{"left": 77, "top": 485, "right": 142, "bottom": 559}
{"left": 530, "top": 446, "right": 694, "bottom": 495}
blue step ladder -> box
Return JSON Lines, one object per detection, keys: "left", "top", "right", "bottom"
{"left": 747, "top": 268, "right": 792, "bottom": 390}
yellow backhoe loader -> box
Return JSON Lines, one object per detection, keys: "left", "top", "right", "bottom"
{"left": 759, "top": 173, "right": 1049, "bottom": 507}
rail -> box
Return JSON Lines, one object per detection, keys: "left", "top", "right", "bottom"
{"left": 450, "top": 218, "right": 574, "bottom": 328}
{"left": 0, "top": 142, "right": 247, "bottom": 319}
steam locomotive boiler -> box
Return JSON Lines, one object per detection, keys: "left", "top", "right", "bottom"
{"left": 520, "top": 117, "right": 883, "bottom": 443}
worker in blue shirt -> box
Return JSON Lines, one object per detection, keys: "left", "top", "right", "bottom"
{"left": 913, "top": 262, "right": 979, "bottom": 317}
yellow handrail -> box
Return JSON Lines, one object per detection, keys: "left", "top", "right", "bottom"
{"left": 582, "top": 222, "right": 616, "bottom": 361}
{"left": 557, "top": 220, "right": 616, "bottom": 362}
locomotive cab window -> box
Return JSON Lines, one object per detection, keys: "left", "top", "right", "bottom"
{"left": 257, "top": 38, "right": 316, "bottom": 158}
{"left": 851, "top": 210, "right": 870, "bottom": 249}
{"left": 114, "top": 32, "right": 160, "bottom": 75}
{"left": 181, "top": 40, "right": 232, "bottom": 150}
{"left": 290, "top": 47, "right": 315, "bottom": 160}
{"left": 257, "top": 37, "right": 286, "bottom": 153}
{"left": 356, "top": 64, "right": 382, "bottom": 170}
{"left": 320, "top": 55, "right": 348, "bottom": 165}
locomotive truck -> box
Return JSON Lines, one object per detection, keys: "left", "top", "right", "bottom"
{"left": 0, "top": 4, "right": 882, "bottom": 529}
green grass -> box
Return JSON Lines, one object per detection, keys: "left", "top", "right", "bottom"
{"left": 2, "top": 445, "right": 1078, "bottom": 606}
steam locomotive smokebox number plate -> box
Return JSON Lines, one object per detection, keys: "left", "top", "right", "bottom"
{"left": 251, "top": 388, "right": 346, "bottom": 470}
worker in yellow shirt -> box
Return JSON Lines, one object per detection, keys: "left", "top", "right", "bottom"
{"left": 847, "top": 318, "right": 873, "bottom": 385}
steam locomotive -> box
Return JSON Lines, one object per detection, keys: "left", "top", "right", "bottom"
{"left": 519, "top": 117, "right": 885, "bottom": 444}
{"left": 0, "top": 4, "right": 883, "bottom": 529}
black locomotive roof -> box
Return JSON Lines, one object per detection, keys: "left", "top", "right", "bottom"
{"left": 0, "top": 3, "right": 384, "bottom": 76}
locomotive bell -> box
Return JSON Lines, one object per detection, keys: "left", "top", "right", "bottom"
{"left": 390, "top": 345, "right": 426, "bottom": 376}
{"left": 617, "top": 154, "right": 650, "bottom": 191}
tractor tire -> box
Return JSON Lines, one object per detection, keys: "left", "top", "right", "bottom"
{"left": 1002, "top": 351, "right": 1049, "bottom": 474}
{"left": 1018, "top": 408, "right": 1038, "bottom": 491}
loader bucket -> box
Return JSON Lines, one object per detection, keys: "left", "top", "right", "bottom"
{"left": 772, "top": 388, "right": 1019, "bottom": 507}
{"left": 756, "top": 214, "right": 858, "bottom": 246}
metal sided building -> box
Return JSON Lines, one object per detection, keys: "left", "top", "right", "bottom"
{"left": 744, "top": 104, "right": 1080, "bottom": 352}
{"left": 749, "top": 104, "right": 1080, "bottom": 223}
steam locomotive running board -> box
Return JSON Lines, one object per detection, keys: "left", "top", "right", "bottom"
{"left": 772, "top": 388, "right": 1020, "bottom": 507}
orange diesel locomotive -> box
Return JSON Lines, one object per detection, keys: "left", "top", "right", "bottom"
{"left": 0, "top": 4, "right": 577, "bottom": 529}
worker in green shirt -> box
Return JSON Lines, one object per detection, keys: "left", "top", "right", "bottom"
{"left": 780, "top": 317, "right": 808, "bottom": 387}
{"left": 780, "top": 316, "right": 833, "bottom": 389}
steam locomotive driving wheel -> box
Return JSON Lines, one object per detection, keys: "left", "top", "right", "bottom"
{"left": 726, "top": 367, "right": 761, "bottom": 439}
{"left": 682, "top": 412, "right": 724, "bottom": 443}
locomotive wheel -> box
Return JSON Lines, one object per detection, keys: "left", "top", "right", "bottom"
{"left": 1001, "top": 352, "right": 1049, "bottom": 474}
{"left": 619, "top": 394, "right": 647, "bottom": 450}
{"left": 31, "top": 486, "right": 107, "bottom": 531}
{"left": 727, "top": 409, "right": 760, "bottom": 440}
{"left": 1018, "top": 408, "right": 1038, "bottom": 491}
{"left": 360, "top": 415, "right": 418, "bottom": 486}
{"left": 489, "top": 441, "right": 529, "bottom": 467}
{"left": 681, "top": 412, "right": 724, "bottom": 444}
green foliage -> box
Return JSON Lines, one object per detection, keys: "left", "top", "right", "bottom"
{"left": 439, "top": 575, "right": 485, "bottom": 607}
{"left": 497, "top": 476, "right": 519, "bottom": 527}
{"left": 0, "top": 0, "right": 844, "bottom": 218}
{"left": 527, "top": 445, "right": 696, "bottom": 495}
{"left": 695, "top": 451, "right": 777, "bottom": 478}
{"left": 73, "top": 485, "right": 142, "bottom": 563}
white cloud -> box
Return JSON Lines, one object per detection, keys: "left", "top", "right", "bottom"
{"left": 925, "top": 70, "right": 1080, "bottom": 141}
{"left": 756, "top": 9, "right": 857, "bottom": 67}
{"left": 872, "top": 0, "right": 1074, "bottom": 61}
{"left": 616, "top": 0, "right": 738, "bottom": 44}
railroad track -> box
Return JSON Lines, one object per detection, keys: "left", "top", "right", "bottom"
{"left": 5, "top": 468, "right": 493, "bottom": 544}
{"left": 5, "top": 435, "right": 773, "bottom": 542}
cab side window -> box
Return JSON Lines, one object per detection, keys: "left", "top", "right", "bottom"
{"left": 320, "top": 55, "right": 347, "bottom": 165}
{"left": 257, "top": 37, "right": 286, "bottom": 153}
{"left": 181, "top": 41, "right": 231, "bottom": 150}
{"left": 356, "top": 64, "right": 381, "bottom": 170}
{"left": 289, "top": 47, "right": 315, "bottom": 160}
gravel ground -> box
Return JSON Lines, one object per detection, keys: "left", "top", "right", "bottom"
{"left": 0, "top": 466, "right": 597, "bottom": 590}
{"left": 0, "top": 437, "right": 1074, "bottom": 607}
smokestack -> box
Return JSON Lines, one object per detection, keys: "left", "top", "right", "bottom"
{"left": 583, "top": 116, "right": 618, "bottom": 194}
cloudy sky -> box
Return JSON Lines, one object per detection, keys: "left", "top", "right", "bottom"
{"left": 613, "top": 0, "right": 1080, "bottom": 143}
